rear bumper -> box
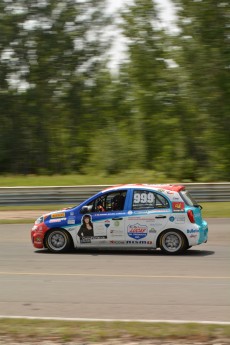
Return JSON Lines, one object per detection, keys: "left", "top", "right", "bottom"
{"left": 198, "top": 220, "right": 208, "bottom": 244}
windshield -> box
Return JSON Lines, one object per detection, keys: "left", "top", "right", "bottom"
{"left": 180, "top": 190, "right": 198, "bottom": 206}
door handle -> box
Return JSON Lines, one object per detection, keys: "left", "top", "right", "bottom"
{"left": 112, "top": 218, "right": 123, "bottom": 220}
{"left": 155, "top": 216, "right": 166, "bottom": 219}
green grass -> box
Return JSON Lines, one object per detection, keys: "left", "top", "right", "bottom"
{"left": 201, "top": 202, "right": 230, "bottom": 218}
{"left": 0, "top": 319, "right": 229, "bottom": 343}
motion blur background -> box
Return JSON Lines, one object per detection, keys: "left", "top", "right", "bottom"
{"left": 0, "top": 0, "right": 229, "bottom": 182}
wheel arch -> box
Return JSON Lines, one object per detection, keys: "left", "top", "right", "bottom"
{"left": 43, "top": 227, "right": 74, "bottom": 250}
{"left": 156, "top": 228, "right": 189, "bottom": 249}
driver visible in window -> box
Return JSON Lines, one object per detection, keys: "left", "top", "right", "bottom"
{"left": 96, "top": 200, "right": 105, "bottom": 212}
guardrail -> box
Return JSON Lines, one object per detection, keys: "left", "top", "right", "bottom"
{"left": 0, "top": 183, "right": 229, "bottom": 206}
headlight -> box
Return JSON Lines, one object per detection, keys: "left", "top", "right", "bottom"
{"left": 35, "top": 216, "right": 44, "bottom": 224}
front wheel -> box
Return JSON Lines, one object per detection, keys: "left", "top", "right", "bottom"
{"left": 45, "top": 229, "right": 71, "bottom": 253}
{"left": 159, "top": 230, "right": 187, "bottom": 255}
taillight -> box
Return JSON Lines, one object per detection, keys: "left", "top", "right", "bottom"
{"left": 187, "top": 209, "right": 195, "bottom": 223}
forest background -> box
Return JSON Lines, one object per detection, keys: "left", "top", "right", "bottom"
{"left": 0, "top": 0, "right": 229, "bottom": 182}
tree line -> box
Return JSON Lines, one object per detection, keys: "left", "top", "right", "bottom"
{"left": 0, "top": 0, "right": 229, "bottom": 181}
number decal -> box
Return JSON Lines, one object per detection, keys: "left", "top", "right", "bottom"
{"left": 147, "top": 193, "right": 154, "bottom": 204}
{"left": 134, "top": 192, "right": 154, "bottom": 204}
{"left": 140, "top": 193, "right": 147, "bottom": 203}
{"left": 134, "top": 193, "right": 140, "bottom": 204}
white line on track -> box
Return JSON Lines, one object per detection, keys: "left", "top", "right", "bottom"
{"left": 0, "top": 316, "right": 229, "bottom": 325}
{"left": 0, "top": 271, "right": 229, "bottom": 279}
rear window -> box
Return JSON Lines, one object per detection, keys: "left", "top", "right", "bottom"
{"left": 180, "top": 190, "right": 198, "bottom": 206}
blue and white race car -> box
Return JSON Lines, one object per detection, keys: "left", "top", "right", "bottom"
{"left": 31, "top": 184, "right": 208, "bottom": 254}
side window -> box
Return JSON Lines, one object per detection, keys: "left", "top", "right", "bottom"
{"left": 155, "top": 193, "right": 170, "bottom": 208}
{"left": 86, "top": 191, "right": 127, "bottom": 212}
{"left": 132, "top": 190, "right": 169, "bottom": 210}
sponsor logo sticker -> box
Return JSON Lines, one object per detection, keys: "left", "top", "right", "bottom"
{"left": 104, "top": 220, "right": 110, "bottom": 228}
{"left": 49, "top": 218, "right": 66, "bottom": 223}
{"left": 187, "top": 229, "right": 199, "bottom": 234}
{"left": 126, "top": 241, "right": 152, "bottom": 245}
{"left": 127, "top": 223, "right": 148, "bottom": 240}
{"left": 67, "top": 217, "right": 75, "bottom": 225}
{"left": 172, "top": 202, "right": 185, "bottom": 212}
{"left": 51, "top": 212, "right": 66, "bottom": 218}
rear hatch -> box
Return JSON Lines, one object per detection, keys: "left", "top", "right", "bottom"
{"left": 180, "top": 190, "right": 203, "bottom": 225}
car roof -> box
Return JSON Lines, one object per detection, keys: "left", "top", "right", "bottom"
{"left": 102, "top": 184, "right": 185, "bottom": 193}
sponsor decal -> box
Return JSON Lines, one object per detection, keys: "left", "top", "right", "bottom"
{"left": 128, "top": 211, "right": 133, "bottom": 215}
{"left": 172, "top": 202, "right": 185, "bottom": 212}
{"left": 67, "top": 217, "right": 75, "bottom": 225}
{"left": 80, "top": 238, "right": 91, "bottom": 243}
{"left": 34, "top": 236, "right": 42, "bottom": 243}
{"left": 127, "top": 223, "right": 148, "bottom": 240}
{"left": 149, "top": 228, "right": 156, "bottom": 233}
{"left": 67, "top": 227, "right": 75, "bottom": 231}
{"left": 110, "top": 229, "right": 123, "bottom": 237}
{"left": 114, "top": 220, "right": 120, "bottom": 227}
{"left": 169, "top": 216, "right": 175, "bottom": 222}
{"left": 70, "top": 212, "right": 74, "bottom": 216}
{"left": 189, "top": 234, "right": 198, "bottom": 238}
{"left": 49, "top": 218, "right": 66, "bottom": 223}
{"left": 175, "top": 216, "right": 185, "bottom": 223}
{"left": 94, "top": 236, "right": 107, "bottom": 239}
{"left": 51, "top": 212, "right": 66, "bottom": 218}
{"left": 36, "top": 229, "right": 44, "bottom": 234}
{"left": 126, "top": 241, "right": 152, "bottom": 245}
{"left": 104, "top": 220, "right": 110, "bottom": 228}
{"left": 110, "top": 241, "right": 125, "bottom": 244}
{"left": 187, "top": 229, "right": 199, "bottom": 234}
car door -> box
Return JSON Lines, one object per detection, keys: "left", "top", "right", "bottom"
{"left": 125, "top": 189, "right": 170, "bottom": 248}
{"left": 77, "top": 190, "right": 127, "bottom": 248}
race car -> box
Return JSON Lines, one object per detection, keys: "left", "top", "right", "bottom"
{"left": 31, "top": 184, "right": 208, "bottom": 254}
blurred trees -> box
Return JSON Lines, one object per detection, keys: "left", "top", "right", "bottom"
{"left": 0, "top": 0, "right": 229, "bottom": 181}
{"left": 0, "top": 0, "right": 110, "bottom": 174}
{"left": 173, "top": 0, "right": 230, "bottom": 180}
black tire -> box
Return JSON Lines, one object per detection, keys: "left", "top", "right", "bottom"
{"left": 45, "top": 229, "right": 71, "bottom": 253}
{"left": 159, "top": 230, "right": 187, "bottom": 255}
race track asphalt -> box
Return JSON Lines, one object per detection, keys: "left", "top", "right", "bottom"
{"left": 0, "top": 219, "right": 229, "bottom": 322}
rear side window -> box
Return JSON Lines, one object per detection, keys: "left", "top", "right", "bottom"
{"left": 180, "top": 190, "right": 198, "bottom": 206}
{"left": 132, "top": 190, "right": 169, "bottom": 210}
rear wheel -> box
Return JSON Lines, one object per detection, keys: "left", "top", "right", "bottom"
{"left": 45, "top": 229, "right": 71, "bottom": 253}
{"left": 159, "top": 230, "right": 187, "bottom": 254}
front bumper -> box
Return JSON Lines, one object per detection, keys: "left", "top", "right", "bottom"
{"left": 31, "top": 223, "right": 48, "bottom": 249}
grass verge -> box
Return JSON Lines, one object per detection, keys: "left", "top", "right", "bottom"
{"left": 0, "top": 319, "right": 230, "bottom": 343}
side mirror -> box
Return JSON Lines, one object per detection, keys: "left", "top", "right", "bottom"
{"left": 81, "top": 206, "right": 89, "bottom": 214}
{"left": 80, "top": 205, "right": 92, "bottom": 214}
